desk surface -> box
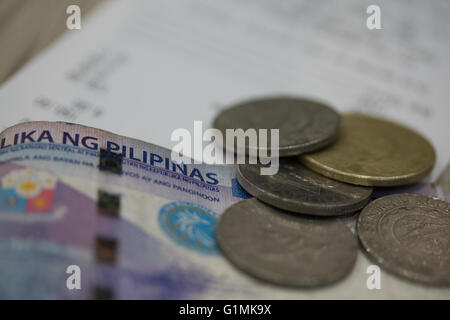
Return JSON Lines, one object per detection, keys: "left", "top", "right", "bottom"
{"left": 0, "top": 0, "right": 102, "bottom": 85}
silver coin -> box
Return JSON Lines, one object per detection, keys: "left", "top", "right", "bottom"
{"left": 213, "top": 96, "right": 340, "bottom": 156}
{"left": 357, "top": 194, "right": 450, "bottom": 286}
{"left": 237, "top": 158, "right": 372, "bottom": 216}
{"left": 216, "top": 198, "right": 357, "bottom": 287}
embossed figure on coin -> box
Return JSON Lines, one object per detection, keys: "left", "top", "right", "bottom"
{"left": 357, "top": 194, "right": 450, "bottom": 286}
{"left": 216, "top": 198, "right": 357, "bottom": 287}
{"left": 213, "top": 96, "right": 340, "bottom": 156}
{"left": 237, "top": 158, "right": 372, "bottom": 215}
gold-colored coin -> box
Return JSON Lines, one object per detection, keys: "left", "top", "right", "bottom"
{"left": 300, "top": 113, "right": 436, "bottom": 187}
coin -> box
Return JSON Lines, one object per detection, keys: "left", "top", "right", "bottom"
{"left": 216, "top": 198, "right": 357, "bottom": 287}
{"left": 237, "top": 158, "right": 372, "bottom": 216}
{"left": 357, "top": 194, "right": 450, "bottom": 286}
{"left": 213, "top": 96, "right": 340, "bottom": 157}
{"left": 435, "top": 161, "right": 450, "bottom": 200}
{"left": 300, "top": 113, "right": 436, "bottom": 186}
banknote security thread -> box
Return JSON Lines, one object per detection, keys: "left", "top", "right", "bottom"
{"left": 94, "top": 150, "right": 122, "bottom": 299}
{"left": 99, "top": 148, "right": 123, "bottom": 175}
{"left": 97, "top": 190, "right": 120, "bottom": 218}
{"left": 357, "top": 194, "right": 450, "bottom": 286}
{"left": 95, "top": 235, "right": 119, "bottom": 264}
{"left": 93, "top": 286, "right": 114, "bottom": 300}
{"left": 237, "top": 158, "right": 372, "bottom": 216}
{"left": 216, "top": 198, "right": 358, "bottom": 287}
{"left": 212, "top": 96, "right": 341, "bottom": 156}
{"left": 300, "top": 113, "right": 436, "bottom": 187}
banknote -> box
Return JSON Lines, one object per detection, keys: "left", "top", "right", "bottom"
{"left": 0, "top": 121, "right": 252, "bottom": 299}
{"left": 0, "top": 121, "right": 449, "bottom": 299}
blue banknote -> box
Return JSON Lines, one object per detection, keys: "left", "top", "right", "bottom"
{"left": 0, "top": 121, "right": 254, "bottom": 299}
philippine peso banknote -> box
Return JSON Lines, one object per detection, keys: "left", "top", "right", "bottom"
{"left": 0, "top": 122, "right": 449, "bottom": 299}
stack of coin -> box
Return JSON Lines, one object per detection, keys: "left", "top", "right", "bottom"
{"left": 213, "top": 95, "right": 449, "bottom": 288}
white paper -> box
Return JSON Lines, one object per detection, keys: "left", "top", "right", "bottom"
{"left": 1, "top": 0, "right": 449, "bottom": 179}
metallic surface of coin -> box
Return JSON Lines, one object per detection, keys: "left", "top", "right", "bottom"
{"left": 213, "top": 96, "right": 340, "bottom": 156}
{"left": 300, "top": 113, "right": 436, "bottom": 186}
{"left": 216, "top": 198, "right": 357, "bottom": 287}
{"left": 237, "top": 158, "right": 372, "bottom": 216}
{"left": 357, "top": 194, "right": 450, "bottom": 286}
